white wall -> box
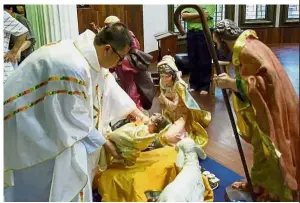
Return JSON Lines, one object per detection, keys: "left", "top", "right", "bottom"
{"left": 143, "top": 5, "right": 168, "bottom": 53}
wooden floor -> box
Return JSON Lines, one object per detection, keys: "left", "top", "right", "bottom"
{"left": 148, "top": 43, "right": 299, "bottom": 176}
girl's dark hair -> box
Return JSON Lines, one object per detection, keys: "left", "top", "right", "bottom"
{"left": 4, "top": 5, "right": 17, "bottom": 13}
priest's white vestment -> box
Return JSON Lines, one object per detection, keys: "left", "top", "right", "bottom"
{"left": 4, "top": 30, "right": 136, "bottom": 202}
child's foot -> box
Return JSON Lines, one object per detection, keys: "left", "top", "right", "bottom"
{"left": 188, "top": 87, "right": 195, "bottom": 92}
{"left": 200, "top": 90, "right": 208, "bottom": 95}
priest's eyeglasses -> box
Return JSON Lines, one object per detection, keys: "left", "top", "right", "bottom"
{"left": 110, "top": 45, "right": 124, "bottom": 63}
{"left": 98, "top": 38, "right": 124, "bottom": 63}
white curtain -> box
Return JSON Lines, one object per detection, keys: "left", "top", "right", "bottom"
{"left": 25, "top": 5, "right": 79, "bottom": 49}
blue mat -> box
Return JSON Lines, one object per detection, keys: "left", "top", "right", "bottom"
{"left": 200, "top": 157, "right": 244, "bottom": 202}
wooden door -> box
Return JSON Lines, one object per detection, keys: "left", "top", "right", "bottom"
{"left": 77, "top": 5, "right": 144, "bottom": 50}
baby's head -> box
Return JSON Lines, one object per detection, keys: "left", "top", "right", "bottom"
{"left": 148, "top": 113, "right": 170, "bottom": 133}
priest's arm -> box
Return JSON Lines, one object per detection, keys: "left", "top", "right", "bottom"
{"left": 101, "top": 71, "right": 149, "bottom": 130}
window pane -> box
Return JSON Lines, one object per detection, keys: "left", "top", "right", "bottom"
{"left": 288, "top": 4, "right": 299, "bottom": 19}
{"left": 215, "top": 4, "right": 225, "bottom": 25}
{"left": 245, "top": 4, "right": 267, "bottom": 20}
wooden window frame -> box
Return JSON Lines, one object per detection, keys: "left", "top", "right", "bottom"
{"left": 168, "top": 5, "right": 179, "bottom": 33}
{"left": 238, "top": 5, "right": 277, "bottom": 28}
{"left": 280, "top": 5, "right": 300, "bottom": 27}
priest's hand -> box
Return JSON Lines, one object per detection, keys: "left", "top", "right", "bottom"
{"left": 213, "top": 73, "right": 237, "bottom": 91}
{"left": 104, "top": 139, "right": 122, "bottom": 159}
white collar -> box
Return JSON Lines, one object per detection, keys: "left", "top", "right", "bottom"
{"left": 73, "top": 29, "right": 101, "bottom": 72}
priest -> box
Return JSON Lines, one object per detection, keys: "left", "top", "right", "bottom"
{"left": 4, "top": 23, "right": 149, "bottom": 202}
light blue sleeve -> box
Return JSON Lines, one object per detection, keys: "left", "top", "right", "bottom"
{"left": 81, "top": 128, "right": 106, "bottom": 154}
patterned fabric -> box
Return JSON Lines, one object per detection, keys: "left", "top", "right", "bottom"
{"left": 4, "top": 30, "right": 111, "bottom": 202}
{"left": 3, "top": 11, "right": 28, "bottom": 53}
{"left": 4, "top": 76, "right": 86, "bottom": 105}
{"left": 80, "top": 191, "right": 84, "bottom": 202}
{"left": 94, "top": 85, "right": 102, "bottom": 130}
{"left": 4, "top": 90, "right": 87, "bottom": 121}
{"left": 9, "top": 13, "right": 36, "bottom": 63}
{"left": 3, "top": 10, "right": 28, "bottom": 82}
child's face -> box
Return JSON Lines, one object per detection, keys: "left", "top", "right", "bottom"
{"left": 160, "top": 73, "right": 173, "bottom": 86}
{"left": 147, "top": 115, "right": 158, "bottom": 133}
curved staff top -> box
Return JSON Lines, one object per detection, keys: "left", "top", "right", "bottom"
{"left": 174, "top": 5, "right": 256, "bottom": 202}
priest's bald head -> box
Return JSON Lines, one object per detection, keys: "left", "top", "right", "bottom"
{"left": 94, "top": 22, "right": 132, "bottom": 69}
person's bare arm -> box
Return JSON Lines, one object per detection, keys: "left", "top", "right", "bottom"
{"left": 16, "top": 40, "right": 32, "bottom": 61}
{"left": 182, "top": 12, "right": 200, "bottom": 22}
{"left": 3, "top": 11, "right": 28, "bottom": 63}
{"left": 19, "top": 40, "right": 32, "bottom": 51}
{"left": 4, "top": 34, "right": 26, "bottom": 63}
{"left": 182, "top": 12, "right": 209, "bottom": 22}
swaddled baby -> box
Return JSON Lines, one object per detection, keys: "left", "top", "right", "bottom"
{"left": 99, "top": 113, "right": 170, "bottom": 170}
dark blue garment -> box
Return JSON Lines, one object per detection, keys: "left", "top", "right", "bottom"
{"left": 187, "top": 29, "right": 213, "bottom": 91}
